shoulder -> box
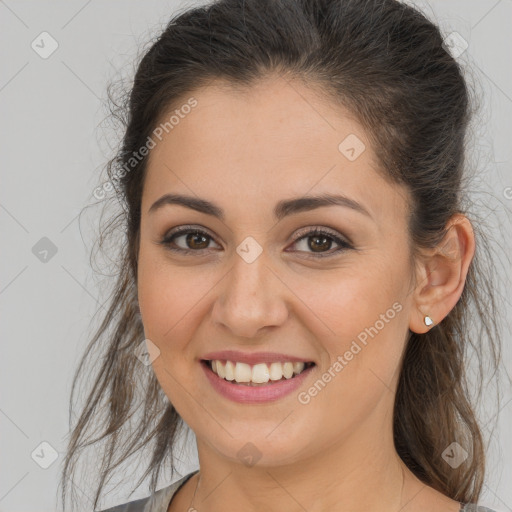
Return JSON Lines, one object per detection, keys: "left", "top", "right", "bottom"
{"left": 97, "top": 470, "right": 199, "bottom": 512}
{"left": 98, "top": 494, "right": 150, "bottom": 512}
{"left": 461, "top": 505, "right": 500, "bottom": 512}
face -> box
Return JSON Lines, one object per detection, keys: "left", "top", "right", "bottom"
{"left": 137, "top": 75, "right": 417, "bottom": 469}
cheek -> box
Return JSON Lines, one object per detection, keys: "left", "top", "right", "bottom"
{"left": 137, "top": 248, "right": 218, "bottom": 355}
{"left": 136, "top": 251, "right": 205, "bottom": 409}
{"left": 293, "top": 267, "right": 409, "bottom": 437}
{"left": 303, "top": 265, "right": 404, "bottom": 332}
{"left": 292, "top": 259, "right": 409, "bottom": 379}
{"left": 137, "top": 249, "right": 191, "bottom": 344}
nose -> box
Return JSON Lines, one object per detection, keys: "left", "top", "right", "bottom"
{"left": 211, "top": 248, "right": 290, "bottom": 339}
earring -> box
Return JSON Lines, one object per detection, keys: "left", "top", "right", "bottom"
{"left": 424, "top": 315, "right": 434, "bottom": 327}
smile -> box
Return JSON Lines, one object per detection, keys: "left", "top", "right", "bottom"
{"left": 200, "top": 359, "right": 316, "bottom": 404}
{"left": 205, "top": 359, "right": 315, "bottom": 386}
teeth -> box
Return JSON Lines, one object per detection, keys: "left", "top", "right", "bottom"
{"left": 252, "top": 363, "right": 270, "bottom": 383}
{"left": 293, "top": 362, "right": 305, "bottom": 374}
{"left": 209, "top": 359, "right": 310, "bottom": 384}
{"left": 234, "top": 362, "right": 252, "bottom": 382}
{"left": 269, "top": 362, "right": 283, "bottom": 381}
{"left": 225, "top": 361, "right": 235, "bottom": 381}
{"left": 282, "top": 362, "right": 294, "bottom": 379}
{"left": 216, "top": 360, "right": 226, "bottom": 379}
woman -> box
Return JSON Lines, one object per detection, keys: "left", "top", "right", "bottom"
{"left": 60, "top": 0, "right": 507, "bottom": 511}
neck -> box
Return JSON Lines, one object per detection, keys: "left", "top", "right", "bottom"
{"left": 191, "top": 422, "right": 415, "bottom": 512}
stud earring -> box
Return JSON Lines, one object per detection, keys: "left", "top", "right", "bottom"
{"left": 424, "top": 315, "right": 434, "bottom": 327}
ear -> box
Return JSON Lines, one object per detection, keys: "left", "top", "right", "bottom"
{"left": 409, "top": 213, "right": 475, "bottom": 334}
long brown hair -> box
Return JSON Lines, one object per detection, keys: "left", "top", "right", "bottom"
{"left": 59, "top": 1, "right": 508, "bottom": 510}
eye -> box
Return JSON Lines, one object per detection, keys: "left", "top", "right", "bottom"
{"left": 287, "top": 227, "right": 353, "bottom": 258}
{"left": 159, "top": 225, "right": 353, "bottom": 258}
{"left": 159, "top": 225, "right": 220, "bottom": 255}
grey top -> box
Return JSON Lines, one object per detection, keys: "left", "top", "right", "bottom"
{"left": 98, "top": 470, "right": 199, "bottom": 512}
{"left": 97, "top": 470, "right": 499, "bottom": 512}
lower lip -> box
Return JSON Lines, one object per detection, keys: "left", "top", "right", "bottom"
{"left": 200, "top": 360, "right": 315, "bottom": 404}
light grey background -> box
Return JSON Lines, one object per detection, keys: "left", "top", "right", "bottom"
{"left": 1, "top": 1, "right": 511, "bottom": 511}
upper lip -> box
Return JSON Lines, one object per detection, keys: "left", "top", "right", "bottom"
{"left": 201, "top": 350, "right": 315, "bottom": 366}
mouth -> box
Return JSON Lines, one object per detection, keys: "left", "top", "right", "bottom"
{"left": 200, "top": 359, "right": 316, "bottom": 386}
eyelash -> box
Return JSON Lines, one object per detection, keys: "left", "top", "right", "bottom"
{"left": 159, "top": 225, "right": 353, "bottom": 258}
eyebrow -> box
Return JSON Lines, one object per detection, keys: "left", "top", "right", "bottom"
{"left": 148, "top": 192, "right": 372, "bottom": 221}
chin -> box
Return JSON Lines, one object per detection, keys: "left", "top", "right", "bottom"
{"left": 199, "top": 426, "right": 315, "bottom": 468}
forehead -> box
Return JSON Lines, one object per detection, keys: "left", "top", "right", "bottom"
{"left": 142, "top": 76, "right": 410, "bottom": 224}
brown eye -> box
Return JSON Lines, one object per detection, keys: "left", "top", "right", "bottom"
{"left": 182, "top": 231, "right": 210, "bottom": 250}
{"left": 308, "top": 234, "right": 332, "bottom": 252}
{"left": 159, "top": 225, "right": 353, "bottom": 258}
{"left": 288, "top": 228, "right": 353, "bottom": 258}
{"left": 160, "top": 227, "right": 220, "bottom": 254}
